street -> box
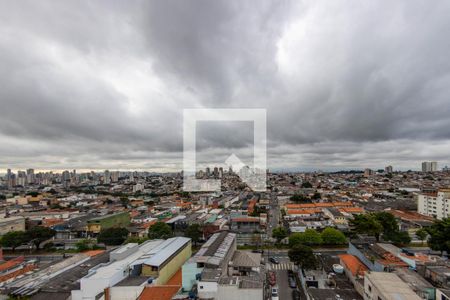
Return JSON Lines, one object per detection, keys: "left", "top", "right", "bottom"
{"left": 276, "top": 269, "right": 292, "bottom": 300}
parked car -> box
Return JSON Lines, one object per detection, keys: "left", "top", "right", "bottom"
{"left": 269, "top": 257, "right": 280, "bottom": 264}
{"left": 271, "top": 287, "right": 279, "bottom": 300}
{"left": 292, "top": 290, "right": 301, "bottom": 300}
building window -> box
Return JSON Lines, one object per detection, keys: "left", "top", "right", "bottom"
{"left": 200, "top": 286, "right": 204, "bottom": 289}
{"left": 368, "top": 285, "right": 372, "bottom": 292}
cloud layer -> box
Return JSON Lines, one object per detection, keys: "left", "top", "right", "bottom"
{"left": 1, "top": 0, "right": 450, "bottom": 172}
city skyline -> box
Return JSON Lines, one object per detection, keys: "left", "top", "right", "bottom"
{"left": 2, "top": 160, "right": 450, "bottom": 175}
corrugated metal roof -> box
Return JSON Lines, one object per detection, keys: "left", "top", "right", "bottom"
{"left": 143, "top": 237, "right": 190, "bottom": 267}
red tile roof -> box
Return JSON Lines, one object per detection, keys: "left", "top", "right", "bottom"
{"left": 138, "top": 268, "right": 182, "bottom": 300}
{"left": 338, "top": 254, "right": 368, "bottom": 277}
{"left": 138, "top": 286, "right": 180, "bottom": 300}
{"left": 0, "top": 256, "right": 24, "bottom": 272}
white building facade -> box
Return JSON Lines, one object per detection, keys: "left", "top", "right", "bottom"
{"left": 417, "top": 189, "right": 450, "bottom": 220}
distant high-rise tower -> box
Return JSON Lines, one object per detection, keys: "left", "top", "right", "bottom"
{"left": 422, "top": 161, "right": 438, "bottom": 172}
{"left": 26, "top": 168, "right": 35, "bottom": 184}
{"left": 364, "top": 168, "right": 374, "bottom": 177}
{"left": 111, "top": 171, "right": 119, "bottom": 182}
{"left": 104, "top": 170, "right": 111, "bottom": 184}
{"left": 385, "top": 165, "right": 393, "bottom": 174}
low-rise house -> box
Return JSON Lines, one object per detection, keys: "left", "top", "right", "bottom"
{"left": 363, "top": 272, "right": 422, "bottom": 300}
{"left": 182, "top": 231, "right": 263, "bottom": 300}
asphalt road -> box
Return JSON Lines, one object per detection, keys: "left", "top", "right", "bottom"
{"left": 276, "top": 269, "right": 292, "bottom": 300}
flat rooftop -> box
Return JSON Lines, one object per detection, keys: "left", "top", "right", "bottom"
{"left": 365, "top": 272, "right": 422, "bottom": 300}
{"left": 84, "top": 240, "right": 163, "bottom": 280}
{"left": 143, "top": 237, "right": 190, "bottom": 267}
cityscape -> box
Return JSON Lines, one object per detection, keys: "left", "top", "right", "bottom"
{"left": 1, "top": 1, "right": 450, "bottom": 300}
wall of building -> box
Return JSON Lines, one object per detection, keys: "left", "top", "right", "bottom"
{"left": 106, "top": 286, "right": 145, "bottom": 300}
{"left": 141, "top": 241, "right": 192, "bottom": 285}
{"left": 75, "top": 266, "right": 128, "bottom": 300}
{"left": 437, "top": 289, "right": 450, "bottom": 300}
{"left": 418, "top": 193, "right": 450, "bottom": 220}
{"left": 182, "top": 262, "right": 202, "bottom": 292}
{"left": 217, "top": 284, "right": 263, "bottom": 300}
{"left": 197, "top": 281, "right": 218, "bottom": 299}
{"left": 158, "top": 243, "right": 191, "bottom": 284}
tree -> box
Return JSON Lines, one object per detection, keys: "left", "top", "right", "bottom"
{"left": 373, "top": 212, "right": 399, "bottom": 235}
{"left": 426, "top": 218, "right": 450, "bottom": 254}
{"left": 289, "top": 229, "right": 322, "bottom": 247}
{"left": 26, "top": 226, "right": 56, "bottom": 250}
{"left": 120, "top": 197, "right": 130, "bottom": 208}
{"left": 76, "top": 239, "right": 92, "bottom": 252}
{"left": 290, "top": 194, "right": 309, "bottom": 203}
{"left": 97, "top": 227, "right": 129, "bottom": 245}
{"left": 350, "top": 214, "right": 383, "bottom": 241}
{"left": 415, "top": 228, "right": 428, "bottom": 245}
{"left": 301, "top": 181, "right": 313, "bottom": 188}
{"left": 288, "top": 244, "right": 317, "bottom": 270}
{"left": 321, "top": 227, "right": 347, "bottom": 245}
{"left": 185, "top": 224, "right": 202, "bottom": 246}
{"left": 272, "top": 227, "right": 288, "bottom": 244}
{"left": 0, "top": 231, "right": 27, "bottom": 252}
{"left": 312, "top": 192, "right": 321, "bottom": 200}
{"left": 148, "top": 222, "right": 173, "bottom": 240}
{"left": 384, "top": 231, "right": 411, "bottom": 246}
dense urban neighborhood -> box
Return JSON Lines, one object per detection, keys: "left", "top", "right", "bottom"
{"left": 0, "top": 165, "right": 449, "bottom": 300}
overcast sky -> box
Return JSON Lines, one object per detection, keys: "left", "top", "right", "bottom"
{"left": 1, "top": 1, "right": 450, "bottom": 173}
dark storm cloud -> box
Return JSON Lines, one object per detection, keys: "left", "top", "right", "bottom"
{"left": 1, "top": 0, "right": 450, "bottom": 171}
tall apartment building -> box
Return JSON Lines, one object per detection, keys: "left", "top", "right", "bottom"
{"left": 385, "top": 165, "right": 393, "bottom": 173}
{"left": 103, "top": 170, "right": 111, "bottom": 184}
{"left": 110, "top": 171, "right": 119, "bottom": 182}
{"left": 364, "top": 168, "right": 374, "bottom": 177}
{"left": 422, "top": 161, "right": 438, "bottom": 172}
{"left": 417, "top": 189, "right": 450, "bottom": 220}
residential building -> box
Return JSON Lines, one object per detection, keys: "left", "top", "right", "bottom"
{"left": 422, "top": 162, "right": 438, "bottom": 172}
{"left": 338, "top": 254, "right": 368, "bottom": 296}
{"left": 104, "top": 170, "right": 111, "bottom": 184}
{"left": 417, "top": 189, "right": 450, "bottom": 219}
{"left": 437, "top": 289, "right": 450, "bottom": 300}
{"left": 364, "top": 169, "right": 375, "bottom": 177}
{"left": 183, "top": 231, "right": 263, "bottom": 300}
{"left": 363, "top": 272, "right": 422, "bottom": 300}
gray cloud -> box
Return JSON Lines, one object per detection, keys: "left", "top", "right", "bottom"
{"left": 1, "top": 0, "right": 450, "bottom": 172}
